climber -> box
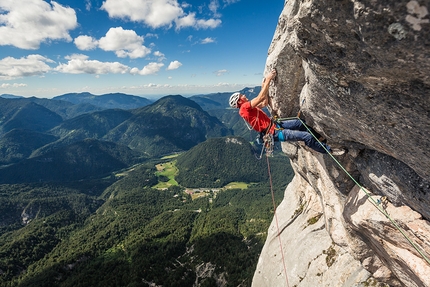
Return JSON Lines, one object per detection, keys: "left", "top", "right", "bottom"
{"left": 229, "top": 69, "right": 333, "bottom": 154}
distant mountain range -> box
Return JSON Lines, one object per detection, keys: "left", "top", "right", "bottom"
{"left": 0, "top": 94, "right": 24, "bottom": 99}
{"left": 1, "top": 87, "right": 260, "bottom": 111}
{"left": 189, "top": 87, "right": 261, "bottom": 111}
{"left": 52, "top": 92, "right": 153, "bottom": 110}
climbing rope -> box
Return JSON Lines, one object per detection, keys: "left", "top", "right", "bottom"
{"left": 266, "top": 154, "right": 290, "bottom": 287}
{"left": 288, "top": 116, "right": 430, "bottom": 266}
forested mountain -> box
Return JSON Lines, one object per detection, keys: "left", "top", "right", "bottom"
{"left": 0, "top": 100, "right": 63, "bottom": 135}
{"left": 105, "top": 95, "right": 231, "bottom": 156}
{"left": 0, "top": 129, "right": 58, "bottom": 164}
{"left": 31, "top": 109, "right": 134, "bottom": 157}
{"left": 208, "top": 108, "right": 251, "bottom": 138}
{"left": 0, "top": 139, "right": 142, "bottom": 184}
{"left": 176, "top": 137, "right": 272, "bottom": 187}
{"left": 0, "top": 97, "right": 103, "bottom": 121}
{"left": 53, "top": 92, "right": 153, "bottom": 110}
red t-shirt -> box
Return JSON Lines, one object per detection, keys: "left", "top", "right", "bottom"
{"left": 239, "top": 101, "right": 275, "bottom": 134}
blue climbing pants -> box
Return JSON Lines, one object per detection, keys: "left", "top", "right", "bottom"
{"left": 273, "top": 119, "right": 331, "bottom": 154}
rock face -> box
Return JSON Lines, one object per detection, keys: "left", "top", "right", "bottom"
{"left": 253, "top": 1, "right": 430, "bottom": 286}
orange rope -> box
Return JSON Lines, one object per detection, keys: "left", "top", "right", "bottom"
{"left": 266, "top": 155, "right": 290, "bottom": 287}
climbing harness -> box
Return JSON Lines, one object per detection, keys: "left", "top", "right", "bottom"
{"left": 242, "top": 108, "right": 278, "bottom": 159}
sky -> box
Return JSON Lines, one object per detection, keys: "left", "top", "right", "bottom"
{"left": 0, "top": 0, "right": 283, "bottom": 99}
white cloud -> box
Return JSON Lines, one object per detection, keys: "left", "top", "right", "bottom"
{"left": 101, "top": 0, "right": 183, "bottom": 28}
{"left": 175, "top": 12, "right": 197, "bottom": 30}
{"left": 196, "top": 18, "right": 222, "bottom": 29}
{"left": 75, "top": 27, "right": 151, "bottom": 59}
{"left": 201, "top": 37, "right": 216, "bottom": 44}
{"left": 65, "top": 54, "right": 89, "bottom": 61}
{"left": 145, "top": 33, "right": 159, "bottom": 39}
{"left": 101, "top": 0, "right": 221, "bottom": 30}
{"left": 85, "top": 0, "right": 92, "bottom": 11}
{"left": 1, "top": 83, "right": 27, "bottom": 88}
{"left": 74, "top": 35, "right": 98, "bottom": 50}
{"left": 0, "top": 55, "right": 54, "bottom": 79}
{"left": 55, "top": 54, "right": 129, "bottom": 74}
{"left": 167, "top": 61, "right": 182, "bottom": 70}
{"left": 223, "top": 0, "right": 240, "bottom": 5}
{"left": 215, "top": 69, "right": 228, "bottom": 76}
{"left": 153, "top": 51, "right": 166, "bottom": 61}
{"left": 0, "top": 0, "right": 77, "bottom": 49}
{"left": 209, "top": 0, "right": 221, "bottom": 17}
{"left": 130, "top": 62, "right": 164, "bottom": 76}
{"left": 175, "top": 12, "right": 221, "bottom": 30}
{"left": 98, "top": 27, "right": 151, "bottom": 59}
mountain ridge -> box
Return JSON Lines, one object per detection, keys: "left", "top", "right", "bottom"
{"left": 53, "top": 92, "right": 153, "bottom": 110}
{"left": 105, "top": 95, "right": 231, "bottom": 156}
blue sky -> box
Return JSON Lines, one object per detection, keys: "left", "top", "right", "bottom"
{"left": 0, "top": 0, "right": 283, "bottom": 99}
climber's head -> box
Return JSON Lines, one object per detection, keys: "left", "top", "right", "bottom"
{"left": 229, "top": 92, "right": 247, "bottom": 108}
{"left": 229, "top": 92, "right": 240, "bottom": 108}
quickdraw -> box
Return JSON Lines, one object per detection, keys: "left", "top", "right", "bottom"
{"left": 255, "top": 133, "right": 275, "bottom": 159}
{"left": 263, "top": 133, "right": 275, "bottom": 157}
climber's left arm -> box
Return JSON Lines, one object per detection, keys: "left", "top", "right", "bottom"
{"left": 250, "top": 69, "right": 276, "bottom": 109}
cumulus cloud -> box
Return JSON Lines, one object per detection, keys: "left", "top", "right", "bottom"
{"left": 101, "top": 0, "right": 221, "bottom": 30}
{"left": 196, "top": 18, "right": 222, "bottom": 29}
{"left": 55, "top": 54, "right": 129, "bottom": 74}
{"left": 167, "top": 61, "right": 182, "bottom": 70}
{"left": 0, "top": 55, "right": 54, "bottom": 79}
{"left": 201, "top": 37, "right": 216, "bottom": 44}
{"left": 175, "top": 13, "right": 197, "bottom": 30}
{"left": 0, "top": 0, "right": 77, "bottom": 49}
{"left": 101, "top": 0, "right": 182, "bottom": 28}
{"left": 99, "top": 27, "right": 151, "bottom": 59}
{"left": 75, "top": 27, "right": 151, "bottom": 59}
{"left": 130, "top": 62, "right": 164, "bottom": 76}
{"left": 175, "top": 12, "right": 221, "bottom": 30}
{"left": 74, "top": 35, "right": 99, "bottom": 50}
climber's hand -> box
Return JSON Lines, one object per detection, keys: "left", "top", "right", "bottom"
{"left": 267, "top": 69, "right": 277, "bottom": 81}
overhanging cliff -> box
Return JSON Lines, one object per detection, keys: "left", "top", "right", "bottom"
{"left": 253, "top": 1, "right": 430, "bottom": 286}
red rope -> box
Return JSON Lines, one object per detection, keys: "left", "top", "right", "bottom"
{"left": 266, "top": 155, "right": 290, "bottom": 287}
